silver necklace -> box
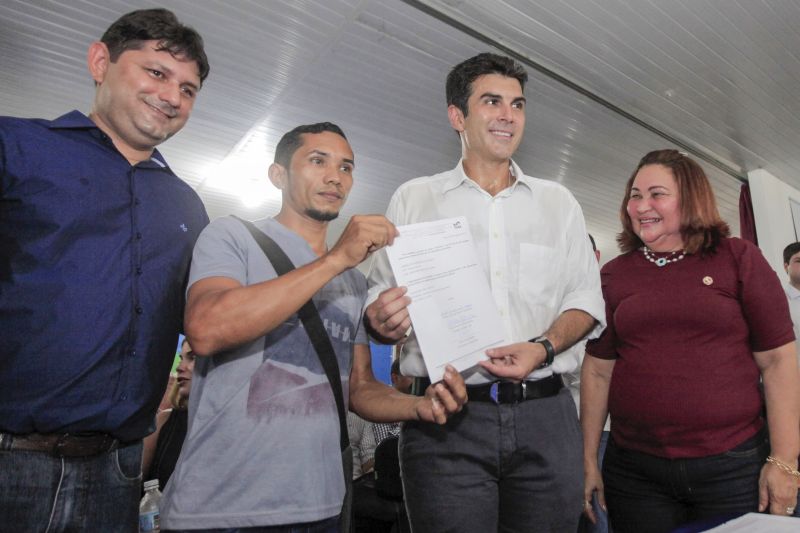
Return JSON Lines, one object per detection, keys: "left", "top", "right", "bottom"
{"left": 643, "top": 246, "right": 685, "bottom": 267}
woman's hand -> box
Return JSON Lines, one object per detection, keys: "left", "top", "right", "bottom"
{"left": 583, "top": 462, "right": 607, "bottom": 524}
{"left": 758, "top": 459, "right": 799, "bottom": 515}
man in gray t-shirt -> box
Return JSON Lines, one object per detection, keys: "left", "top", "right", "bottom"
{"left": 160, "top": 123, "right": 466, "bottom": 531}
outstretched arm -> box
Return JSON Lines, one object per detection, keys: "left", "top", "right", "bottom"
{"left": 187, "top": 215, "right": 397, "bottom": 356}
{"left": 580, "top": 354, "right": 615, "bottom": 524}
{"left": 755, "top": 341, "right": 800, "bottom": 515}
{"left": 480, "top": 309, "right": 597, "bottom": 380}
{"left": 349, "top": 344, "right": 467, "bottom": 425}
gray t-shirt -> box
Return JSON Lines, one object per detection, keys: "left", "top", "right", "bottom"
{"left": 161, "top": 216, "right": 367, "bottom": 529}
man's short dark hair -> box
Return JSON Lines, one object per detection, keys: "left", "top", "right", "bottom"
{"left": 274, "top": 123, "right": 348, "bottom": 169}
{"left": 101, "top": 8, "right": 209, "bottom": 84}
{"left": 446, "top": 53, "right": 528, "bottom": 117}
{"left": 784, "top": 242, "right": 800, "bottom": 265}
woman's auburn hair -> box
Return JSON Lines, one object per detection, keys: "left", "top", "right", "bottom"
{"left": 617, "top": 149, "right": 730, "bottom": 255}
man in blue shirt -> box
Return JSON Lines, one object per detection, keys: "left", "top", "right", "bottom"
{"left": 0, "top": 8, "right": 210, "bottom": 532}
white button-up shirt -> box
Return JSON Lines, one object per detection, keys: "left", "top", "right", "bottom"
{"left": 366, "top": 160, "right": 605, "bottom": 384}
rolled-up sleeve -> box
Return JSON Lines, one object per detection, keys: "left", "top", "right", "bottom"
{"left": 557, "top": 197, "right": 606, "bottom": 339}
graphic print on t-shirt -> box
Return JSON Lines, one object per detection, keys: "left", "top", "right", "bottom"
{"left": 246, "top": 298, "right": 354, "bottom": 420}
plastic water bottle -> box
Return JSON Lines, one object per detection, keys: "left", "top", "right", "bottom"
{"left": 139, "top": 479, "right": 162, "bottom": 532}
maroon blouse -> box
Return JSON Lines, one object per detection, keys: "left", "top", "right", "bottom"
{"left": 587, "top": 237, "right": 794, "bottom": 458}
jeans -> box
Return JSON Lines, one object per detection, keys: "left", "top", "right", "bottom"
{"left": 400, "top": 387, "right": 583, "bottom": 533}
{"left": 164, "top": 516, "right": 340, "bottom": 533}
{"left": 602, "top": 429, "right": 768, "bottom": 533}
{"left": 0, "top": 439, "right": 143, "bottom": 533}
{"left": 578, "top": 431, "right": 612, "bottom": 533}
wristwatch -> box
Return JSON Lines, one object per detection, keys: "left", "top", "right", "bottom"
{"left": 529, "top": 335, "right": 556, "bottom": 368}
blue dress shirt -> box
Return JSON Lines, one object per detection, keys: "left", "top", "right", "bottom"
{"left": 0, "top": 111, "right": 209, "bottom": 441}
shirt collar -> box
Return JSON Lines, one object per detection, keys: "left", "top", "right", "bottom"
{"left": 49, "top": 110, "right": 171, "bottom": 170}
{"left": 49, "top": 110, "right": 97, "bottom": 130}
{"left": 785, "top": 282, "right": 800, "bottom": 300}
{"left": 443, "top": 158, "right": 533, "bottom": 195}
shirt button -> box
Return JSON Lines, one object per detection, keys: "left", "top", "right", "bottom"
{"left": 136, "top": 267, "right": 143, "bottom": 275}
{"left": 135, "top": 306, "right": 143, "bottom": 315}
{"left": 130, "top": 349, "right": 136, "bottom": 357}
{"left": 134, "top": 198, "right": 140, "bottom": 206}
{"left": 120, "top": 394, "right": 128, "bottom": 400}
{"left": 136, "top": 232, "right": 142, "bottom": 240}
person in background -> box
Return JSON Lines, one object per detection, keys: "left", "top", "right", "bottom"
{"left": 365, "top": 52, "right": 604, "bottom": 533}
{"left": 142, "top": 339, "right": 195, "bottom": 490}
{"left": 0, "top": 8, "right": 209, "bottom": 532}
{"left": 582, "top": 149, "right": 800, "bottom": 533}
{"left": 782, "top": 242, "right": 800, "bottom": 362}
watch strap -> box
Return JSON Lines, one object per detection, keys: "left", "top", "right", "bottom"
{"left": 530, "top": 335, "right": 556, "bottom": 368}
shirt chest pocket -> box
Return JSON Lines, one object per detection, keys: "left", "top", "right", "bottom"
{"left": 518, "top": 243, "right": 561, "bottom": 307}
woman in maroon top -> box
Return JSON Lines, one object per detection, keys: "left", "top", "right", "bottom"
{"left": 581, "top": 149, "right": 800, "bottom": 532}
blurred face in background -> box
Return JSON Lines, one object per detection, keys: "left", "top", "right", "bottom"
{"left": 176, "top": 341, "right": 196, "bottom": 401}
{"left": 786, "top": 251, "right": 800, "bottom": 288}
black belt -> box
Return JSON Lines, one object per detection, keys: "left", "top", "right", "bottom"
{"left": 411, "top": 373, "right": 563, "bottom": 404}
{"left": 0, "top": 432, "right": 123, "bottom": 457}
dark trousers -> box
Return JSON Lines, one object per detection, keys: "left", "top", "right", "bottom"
{"left": 400, "top": 388, "right": 583, "bottom": 533}
{"left": 0, "top": 440, "right": 143, "bottom": 533}
{"left": 602, "top": 429, "right": 768, "bottom": 533}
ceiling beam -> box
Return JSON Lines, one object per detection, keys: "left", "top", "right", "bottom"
{"left": 401, "top": 0, "right": 747, "bottom": 182}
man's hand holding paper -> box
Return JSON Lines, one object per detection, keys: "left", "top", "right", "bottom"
{"left": 381, "top": 216, "right": 509, "bottom": 382}
{"left": 364, "top": 286, "right": 411, "bottom": 344}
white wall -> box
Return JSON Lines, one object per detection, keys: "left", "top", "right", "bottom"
{"left": 748, "top": 169, "right": 800, "bottom": 276}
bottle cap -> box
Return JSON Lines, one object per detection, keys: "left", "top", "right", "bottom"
{"left": 143, "top": 479, "right": 160, "bottom": 491}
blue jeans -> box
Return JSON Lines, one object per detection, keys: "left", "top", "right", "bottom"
{"left": 400, "top": 388, "right": 583, "bottom": 533}
{"left": 164, "top": 516, "right": 340, "bottom": 533}
{"left": 0, "top": 439, "right": 143, "bottom": 533}
{"left": 578, "top": 431, "right": 612, "bottom": 533}
{"left": 602, "top": 429, "right": 768, "bottom": 533}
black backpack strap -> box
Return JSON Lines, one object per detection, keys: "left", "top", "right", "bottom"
{"left": 233, "top": 216, "right": 348, "bottom": 451}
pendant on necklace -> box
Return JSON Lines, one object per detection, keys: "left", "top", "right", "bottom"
{"left": 643, "top": 246, "right": 686, "bottom": 267}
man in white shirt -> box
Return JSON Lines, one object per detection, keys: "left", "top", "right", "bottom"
{"left": 364, "top": 53, "right": 605, "bottom": 533}
{"left": 783, "top": 242, "right": 800, "bottom": 362}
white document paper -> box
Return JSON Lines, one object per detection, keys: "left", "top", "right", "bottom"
{"left": 385, "top": 217, "right": 509, "bottom": 382}
{"left": 705, "top": 512, "right": 799, "bottom": 532}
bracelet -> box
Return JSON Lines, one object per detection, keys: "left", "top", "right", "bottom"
{"left": 766, "top": 456, "right": 800, "bottom": 479}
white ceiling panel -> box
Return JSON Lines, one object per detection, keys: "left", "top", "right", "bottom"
{"left": 4, "top": 0, "right": 799, "bottom": 263}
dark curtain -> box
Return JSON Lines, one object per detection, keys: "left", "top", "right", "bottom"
{"left": 739, "top": 183, "right": 758, "bottom": 245}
